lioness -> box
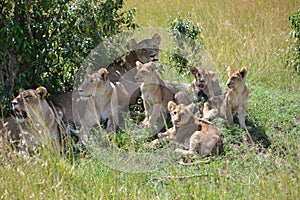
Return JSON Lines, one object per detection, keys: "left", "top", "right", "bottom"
{"left": 203, "top": 67, "right": 249, "bottom": 128}
{"left": 10, "top": 86, "right": 60, "bottom": 148}
{"left": 134, "top": 61, "right": 186, "bottom": 127}
{"left": 107, "top": 33, "right": 161, "bottom": 83}
{"left": 153, "top": 101, "right": 222, "bottom": 157}
{"left": 190, "top": 66, "right": 222, "bottom": 102}
{"left": 77, "top": 67, "right": 119, "bottom": 145}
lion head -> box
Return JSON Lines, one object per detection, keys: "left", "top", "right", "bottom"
{"left": 168, "top": 101, "right": 195, "bottom": 127}
{"left": 226, "top": 66, "right": 247, "bottom": 89}
{"left": 135, "top": 61, "right": 158, "bottom": 83}
{"left": 11, "top": 86, "right": 48, "bottom": 123}
{"left": 129, "top": 33, "right": 161, "bottom": 65}
{"left": 78, "top": 67, "right": 109, "bottom": 100}
{"left": 190, "top": 66, "right": 217, "bottom": 90}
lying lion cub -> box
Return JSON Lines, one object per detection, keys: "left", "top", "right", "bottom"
{"left": 190, "top": 66, "right": 222, "bottom": 102}
{"left": 203, "top": 67, "right": 249, "bottom": 128}
{"left": 77, "top": 67, "right": 119, "bottom": 145}
{"left": 153, "top": 101, "right": 222, "bottom": 157}
{"left": 10, "top": 86, "right": 60, "bottom": 149}
{"left": 134, "top": 61, "right": 186, "bottom": 127}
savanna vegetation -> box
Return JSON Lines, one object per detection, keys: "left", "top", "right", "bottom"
{"left": 1, "top": 0, "right": 299, "bottom": 199}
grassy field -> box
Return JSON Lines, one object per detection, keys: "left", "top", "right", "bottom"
{"left": 1, "top": 0, "right": 300, "bottom": 199}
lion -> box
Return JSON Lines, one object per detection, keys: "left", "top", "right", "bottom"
{"left": 10, "top": 86, "right": 61, "bottom": 148}
{"left": 76, "top": 67, "right": 119, "bottom": 145}
{"left": 203, "top": 67, "right": 249, "bottom": 128}
{"left": 49, "top": 34, "right": 162, "bottom": 130}
{"left": 190, "top": 66, "right": 222, "bottom": 103}
{"left": 151, "top": 101, "right": 222, "bottom": 157}
{"left": 0, "top": 116, "right": 22, "bottom": 148}
{"left": 107, "top": 33, "right": 161, "bottom": 83}
{"left": 134, "top": 61, "right": 188, "bottom": 127}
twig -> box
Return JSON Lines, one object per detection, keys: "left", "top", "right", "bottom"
{"left": 152, "top": 173, "right": 210, "bottom": 181}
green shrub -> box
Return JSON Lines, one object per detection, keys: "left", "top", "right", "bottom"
{"left": 167, "top": 14, "right": 204, "bottom": 76}
{"left": 0, "top": 0, "right": 137, "bottom": 117}
{"left": 287, "top": 10, "right": 300, "bottom": 74}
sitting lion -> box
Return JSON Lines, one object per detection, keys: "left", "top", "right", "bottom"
{"left": 10, "top": 86, "right": 61, "bottom": 149}
{"left": 190, "top": 66, "right": 222, "bottom": 103}
{"left": 134, "top": 61, "right": 188, "bottom": 127}
{"left": 76, "top": 67, "right": 119, "bottom": 145}
{"left": 152, "top": 101, "right": 222, "bottom": 157}
{"left": 203, "top": 67, "right": 249, "bottom": 128}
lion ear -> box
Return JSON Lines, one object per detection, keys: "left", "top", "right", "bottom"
{"left": 98, "top": 68, "right": 108, "bottom": 81}
{"left": 168, "top": 101, "right": 177, "bottom": 112}
{"left": 239, "top": 67, "right": 247, "bottom": 78}
{"left": 35, "top": 86, "right": 47, "bottom": 99}
{"left": 129, "top": 39, "right": 138, "bottom": 50}
{"left": 209, "top": 71, "right": 217, "bottom": 79}
{"left": 19, "top": 88, "right": 25, "bottom": 94}
{"left": 227, "top": 66, "right": 233, "bottom": 77}
{"left": 190, "top": 66, "right": 198, "bottom": 75}
{"left": 152, "top": 33, "right": 161, "bottom": 45}
{"left": 186, "top": 103, "right": 195, "bottom": 114}
{"left": 86, "top": 66, "right": 92, "bottom": 74}
{"left": 136, "top": 61, "right": 143, "bottom": 70}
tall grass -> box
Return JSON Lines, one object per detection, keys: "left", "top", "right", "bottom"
{"left": 125, "top": 0, "right": 300, "bottom": 90}
{"left": 0, "top": 0, "right": 299, "bottom": 199}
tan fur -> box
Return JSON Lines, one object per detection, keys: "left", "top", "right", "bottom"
{"left": 190, "top": 66, "right": 222, "bottom": 102}
{"left": 203, "top": 67, "right": 249, "bottom": 128}
{"left": 76, "top": 67, "right": 119, "bottom": 145}
{"left": 107, "top": 33, "right": 161, "bottom": 83}
{"left": 134, "top": 61, "right": 184, "bottom": 127}
{"left": 155, "top": 101, "right": 222, "bottom": 156}
{"left": 0, "top": 116, "right": 22, "bottom": 148}
{"left": 10, "top": 86, "right": 60, "bottom": 148}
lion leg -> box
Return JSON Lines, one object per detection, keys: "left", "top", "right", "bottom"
{"left": 225, "top": 101, "right": 234, "bottom": 125}
{"left": 78, "top": 125, "right": 90, "bottom": 145}
{"left": 237, "top": 105, "right": 246, "bottom": 128}
{"left": 149, "top": 104, "right": 166, "bottom": 128}
{"left": 141, "top": 100, "right": 150, "bottom": 126}
{"left": 188, "top": 131, "right": 203, "bottom": 155}
{"left": 203, "top": 102, "right": 218, "bottom": 121}
{"left": 106, "top": 117, "right": 116, "bottom": 132}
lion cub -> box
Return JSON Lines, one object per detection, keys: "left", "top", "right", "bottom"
{"left": 156, "top": 101, "right": 222, "bottom": 156}
{"left": 203, "top": 67, "right": 249, "bottom": 128}
{"left": 135, "top": 61, "right": 188, "bottom": 127}
{"left": 77, "top": 67, "right": 119, "bottom": 145}
{"left": 190, "top": 66, "right": 222, "bottom": 102}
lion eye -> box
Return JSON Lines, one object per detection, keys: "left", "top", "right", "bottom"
{"left": 89, "top": 79, "right": 94, "bottom": 83}
{"left": 142, "top": 48, "right": 147, "bottom": 53}
{"left": 231, "top": 77, "right": 236, "bottom": 80}
{"left": 173, "top": 111, "right": 177, "bottom": 115}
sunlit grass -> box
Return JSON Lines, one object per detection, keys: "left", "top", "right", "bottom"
{"left": 0, "top": 0, "right": 299, "bottom": 199}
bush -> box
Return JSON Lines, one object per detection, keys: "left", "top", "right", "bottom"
{"left": 167, "top": 14, "right": 204, "bottom": 76}
{"left": 0, "top": 0, "right": 137, "bottom": 117}
{"left": 287, "top": 10, "right": 300, "bottom": 74}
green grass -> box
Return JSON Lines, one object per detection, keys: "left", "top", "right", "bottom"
{"left": 1, "top": 0, "right": 300, "bottom": 199}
